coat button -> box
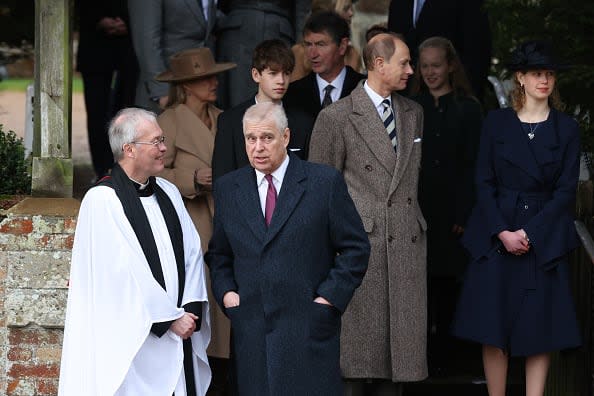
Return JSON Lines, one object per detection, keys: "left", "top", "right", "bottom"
{"left": 387, "top": 199, "right": 392, "bottom": 207}
{"left": 365, "top": 165, "right": 373, "bottom": 171}
{"left": 524, "top": 205, "right": 529, "bottom": 209}
{"left": 411, "top": 235, "right": 417, "bottom": 243}
{"left": 388, "top": 235, "right": 394, "bottom": 242}
{"left": 407, "top": 198, "right": 412, "bottom": 205}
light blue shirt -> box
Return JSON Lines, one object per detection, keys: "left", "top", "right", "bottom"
{"left": 413, "top": 0, "right": 426, "bottom": 26}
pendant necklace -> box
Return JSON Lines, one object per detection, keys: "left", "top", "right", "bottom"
{"left": 527, "top": 122, "right": 540, "bottom": 140}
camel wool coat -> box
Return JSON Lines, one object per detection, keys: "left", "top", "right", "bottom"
{"left": 309, "top": 84, "right": 428, "bottom": 381}
{"left": 158, "top": 103, "right": 231, "bottom": 359}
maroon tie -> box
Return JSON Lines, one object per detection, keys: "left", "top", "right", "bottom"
{"left": 264, "top": 174, "right": 277, "bottom": 226}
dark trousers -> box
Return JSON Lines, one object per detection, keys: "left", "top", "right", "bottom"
{"left": 206, "top": 356, "right": 231, "bottom": 396}
{"left": 81, "top": 68, "right": 136, "bottom": 178}
{"left": 344, "top": 379, "right": 403, "bottom": 396}
{"left": 427, "top": 276, "right": 464, "bottom": 375}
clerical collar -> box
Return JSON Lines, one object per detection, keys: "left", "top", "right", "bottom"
{"left": 129, "top": 177, "right": 154, "bottom": 197}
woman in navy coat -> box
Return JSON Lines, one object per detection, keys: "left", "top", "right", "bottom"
{"left": 452, "top": 40, "right": 581, "bottom": 396}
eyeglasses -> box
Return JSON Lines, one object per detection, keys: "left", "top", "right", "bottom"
{"left": 130, "top": 136, "right": 166, "bottom": 146}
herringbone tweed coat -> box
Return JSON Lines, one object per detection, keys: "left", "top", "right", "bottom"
{"left": 309, "top": 83, "right": 428, "bottom": 381}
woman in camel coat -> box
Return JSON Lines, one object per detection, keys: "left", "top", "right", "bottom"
{"left": 155, "top": 47, "right": 235, "bottom": 393}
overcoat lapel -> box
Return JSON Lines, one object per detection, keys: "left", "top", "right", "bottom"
{"left": 183, "top": 0, "right": 207, "bottom": 26}
{"left": 234, "top": 167, "right": 266, "bottom": 243}
{"left": 501, "top": 109, "right": 545, "bottom": 182}
{"left": 174, "top": 104, "right": 219, "bottom": 165}
{"left": 264, "top": 157, "right": 306, "bottom": 246}
{"left": 311, "top": 74, "right": 322, "bottom": 109}
{"left": 389, "top": 93, "right": 417, "bottom": 193}
{"left": 349, "top": 86, "right": 397, "bottom": 175}
{"left": 205, "top": 0, "right": 217, "bottom": 33}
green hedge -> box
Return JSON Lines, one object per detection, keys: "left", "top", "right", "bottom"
{"left": 0, "top": 124, "right": 31, "bottom": 194}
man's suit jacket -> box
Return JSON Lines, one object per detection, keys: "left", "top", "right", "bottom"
{"left": 309, "top": 84, "right": 428, "bottom": 381}
{"left": 212, "top": 98, "right": 314, "bottom": 182}
{"left": 388, "top": 0, "right": 491, "bottom": 100}
{"left": 215, "top": 0, "right": 310, "bottom": 109}
{"left": 128, "top": 0, "right": 217, "bottom": 109}
{"left": 206, "top": 154, "right": 370, "bottom": 395}
{"left": 76, "top": 0, "right": 136, "bottom": 73}
{"left": 283, "top": 66, "right": 365, "bottom": 121}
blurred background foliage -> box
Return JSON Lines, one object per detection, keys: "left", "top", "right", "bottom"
{"left": 485, "top": 0, "right": 594, "bottom": 150}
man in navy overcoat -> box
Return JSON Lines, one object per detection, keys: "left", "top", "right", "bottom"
{"left": 206, "top": 102, "right": 370, "bottom": 395}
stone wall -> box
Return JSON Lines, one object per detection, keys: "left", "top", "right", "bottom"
{"left": 0, "top": 198, "right": 79, "bottom": 395}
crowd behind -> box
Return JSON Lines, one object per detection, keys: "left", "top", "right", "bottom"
{"left": 64, "top": 1, "right": 581, "bottom": 395}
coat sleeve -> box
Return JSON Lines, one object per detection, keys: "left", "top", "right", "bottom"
{"left": 315, "top": 172, "right": 370, "bottom": 313}
{"left": 474, "top": 111, "right": 510, "bottom": 237}
{"left": 308, "top": 108, "right": 346, "bottom": 171}
{"left": 212, "top": 111, "right": 237, "bottom": 183}
{"left": 205, "top": 180, "right": 238, "bottom": 308}
{"left": 524, "top": 119, "right": 581, "bottom": 267}
{"left": 127, "top": 0, "right": 169, "bottom": 99}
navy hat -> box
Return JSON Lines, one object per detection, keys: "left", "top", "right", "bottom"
{"left": 506, "top": 40, "right": 569, "bottom": 72}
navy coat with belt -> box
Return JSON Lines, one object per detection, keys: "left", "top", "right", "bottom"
{"left": 206, "top": 154, "right": 370, "bottom": 395}
{"left": 452, "top": 108, "right": 582, "bottom": 355}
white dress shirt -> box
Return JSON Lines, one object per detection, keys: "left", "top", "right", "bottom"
{"left": 316, "top": 66, "right": 347, "bottom": 104}
{"left": 364, "top": 80, "right": 393, "bottom": 118}
{"left": 255, "top": 155, "right": 290, "bottom": 216}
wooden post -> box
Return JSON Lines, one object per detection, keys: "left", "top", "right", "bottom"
{"left": 31, "top": 0, "right": 73, "bottom": 197}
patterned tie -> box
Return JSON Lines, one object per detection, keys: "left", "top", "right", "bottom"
{"left": 381, "top": 99, "right": 397, "bottom": 152}
{"left": 321, "top": 85, "right": 335, "bottom": 108}
{"left": 264, "top": 174, "right": 277, "bottom": 226}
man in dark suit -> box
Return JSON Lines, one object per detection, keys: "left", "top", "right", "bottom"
{"left": 215, "top": 0, "right": 310, "bottom": 109}
{"left": 284, "top": 11, "right": 365, "bottom": 121}
{"left": 388, "top": 0, "right": 492, "bottom": 101}
{"left": 127, "top": 0, "right": 218, "bottom": 112}
{"left": 212, "top": 39, "right": 313, "bottom": 182}
{"left": 206, "top": 102, "right": 370, "bottom": 395}
{"left": 76, "top": 0, "right": 138, "bottom": 180}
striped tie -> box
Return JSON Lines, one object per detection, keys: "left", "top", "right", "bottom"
{"left": 381, "top": 99, "right": 397, "bottom": 151}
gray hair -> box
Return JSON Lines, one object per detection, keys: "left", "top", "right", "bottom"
{"left": 108, "top": 107, "right": 158, "bottom": 161}
{"left": 242, "top": 102, "right": 288, "bottom": 135}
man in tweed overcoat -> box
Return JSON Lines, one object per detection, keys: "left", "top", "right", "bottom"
{"left": 309, "top": 33, "right": 427, "bottom": 395}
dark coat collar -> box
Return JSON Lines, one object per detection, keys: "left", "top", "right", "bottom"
{"left": 233, "top": 153, "right": 307, "bottom": 246}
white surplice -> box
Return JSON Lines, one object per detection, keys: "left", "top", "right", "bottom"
{"left": 58, "top": 178, "right": 211, "bottom": 396}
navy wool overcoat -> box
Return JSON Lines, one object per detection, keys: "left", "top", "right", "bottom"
{"left": 452, "top": 108, "right": 582, "bottom": 356}
{"left": 206, "top": 155, "right": 370, "bottom": 395}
